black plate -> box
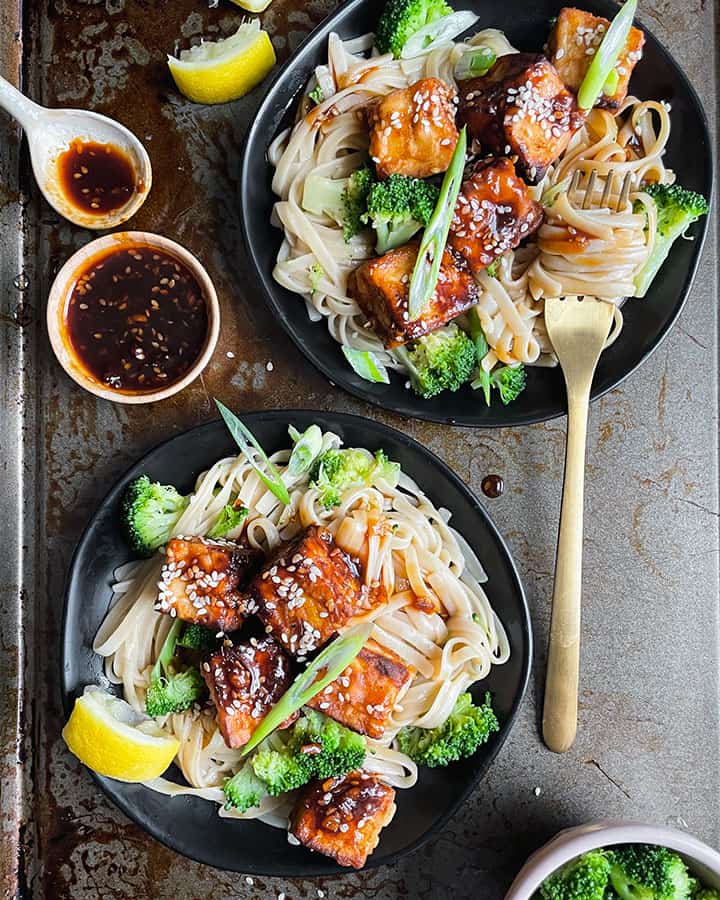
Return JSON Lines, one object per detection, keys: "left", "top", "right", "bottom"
{"left": 240, "top": 0, "right": 713, "bottom": 427}
{"left": 61, "top": 411, "right": 531, "bottom": 875}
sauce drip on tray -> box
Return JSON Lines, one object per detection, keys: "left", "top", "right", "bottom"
{"left": 58, "top": 139, "right": 139, "bottom": 214}
{"left": 65, "top": 245, "right": 208, "bottom": 393}
{"left": 481, "top": 474, "right": 504, "bottom": 498}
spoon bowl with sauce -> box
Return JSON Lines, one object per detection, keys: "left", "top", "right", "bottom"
{"left": 47, "top": 233, "right": 220, "bottom": 404}
{"left": 0, "top": 75, "right": 151, "bottom": 229}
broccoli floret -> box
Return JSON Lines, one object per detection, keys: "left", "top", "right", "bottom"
{"left": 145, "top": 667, "right": 206, "bottom": 718}
{"left": 375, "top": 0, "right": 453, "bottom": 57}
{"left": 491, "top": 364, "right": 526, "bottom": 405}
{"left": 223, "top": 761, "right": 269, "bottom": 813}
{"left": 308, "top": 84, "right": 324, "bottom": 105}
{"left": 249, "top": 710, "right": 366, "bottom": 796}
{"left": 309, "top": 262, "right": 325, "bottom": 293}
{"left": 301, "top": 165, "right": 375, "bottom": 240}
{"left": 176, "top": 623, "right": 217, "bottom": 652}
{"left": 291, "top": 708, "right": 366, "bottom": 779}
{"left": 397, "top": 691, "right": 499, "bottom": 767}
{"left": 609, "top": 845, "right": 694, "bottom": 900}
{"left": 121, "top": 475, "right": 188, "bottom": 557}
{"left": 693, "top": 890, "right": 720, "bottom": 900}
{"left": 145, "top": 619, "right": 207, "bottom": 717}
{"left": 539, "top": 850, "right": 612, "bottom": 900}
{"left": 251, "top": 747, "right": 312, "bottom": 796}
{"left": 634, "top": 182, "right": 709, "bottom": 298}
{"left": 395, "top": 324, "right": 476, "bottom": 399}
{"left": 310, "top": 448, "right": 399, "bottom": 508}
{"left": 363, "top": 175, "right": 439, "bottom": 253}
{"left": 207, "top": 504, "right": 248, "bottom": 539}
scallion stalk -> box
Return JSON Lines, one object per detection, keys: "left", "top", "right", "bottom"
{"left": 239, "top": 622, "right": 374, "bottom": 756}
{"left": 286, "top": 424, "right": 323, "bottom": 477}
{"left": 454, "top": 46, "right": 496, "bottom": 80}
{"left": 342, "top": 347, "right": 390, "bottom": 384}
{"left": 215, "top": 400, "right": 291, "bottom": 505}
{"left": 408, "top": 126, "right": 467, "bottom": 320}
{"left": 577, "top": 0, "right": 638, "bottom": 110}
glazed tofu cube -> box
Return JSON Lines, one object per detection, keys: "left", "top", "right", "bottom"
{"left": 290, "top": 771, "right": 396, "bottom": 869}
{"left": 458, "top": 53, "right": 585, "bottom": 183}
{"left": 245, "top": 526, "right": 379, "bottom": 658}
{"left": 548, "top": 8, "right": 645, "bottom": 109}
{"left": 348, "top": 242, "right": 479, "bottom": 348}
{"left": 307, "top": 639, "right": 414, "bottom": 739}
{"left": 367, "top": 77, "right": 458, "bottom": 180}
{"left": 202, "top": 637, "right": 293, "bottom": 749}
{"left": 156, "top": 537, "right": 260, "bottom": 633}
{"left": 449, "top": 157, "right": 543, "bottom": 273}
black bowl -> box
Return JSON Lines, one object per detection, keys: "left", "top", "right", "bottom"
{"left": 240, "top": 0, "right": 712, "bottom": 427}
{"left": 61, "top": 411, "right": 532, "bottom": 875}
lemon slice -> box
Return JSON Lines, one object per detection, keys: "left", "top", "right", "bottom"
{"left": 62, "top": 686, "right": 179, "bottom": 782}
{"left": 168, "top": 21, "right": 276, "bottom": 105}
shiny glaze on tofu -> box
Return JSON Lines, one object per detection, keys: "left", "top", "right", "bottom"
{"left": 245, "top": 526, "right": 380, "bottom": 658}
{"left": 449, "top": 157, "right": 543, "bottom": 273}
{"left": 307, "top": 639, "right": 414, "bottom": 739}
{"left": 202, "top": 637, "right": 293, "bottom": 749}
{"left": 348, "top": 242, "right": 479, "bottom": 348}
{"left": 458, "top": 53, "right": 585, "bottom": 183}
{"left": 290, "top": 771, "right": 396, "bottom": 869}
{"left": 366, "top": 77, "right": 458, "bottom": 180}
{"left": 156, "top": 537, "right": 260, "bottom": 633}
{"left": 548, "top": 8, "right": 645, "bottom": 109}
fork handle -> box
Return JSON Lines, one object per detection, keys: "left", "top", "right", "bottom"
{"left": 542, "top": 382, "right": 591, "bottom": 753}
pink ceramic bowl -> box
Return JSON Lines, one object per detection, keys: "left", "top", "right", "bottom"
{"left": 506, "top": 821, "right": 720, "bottom": 900}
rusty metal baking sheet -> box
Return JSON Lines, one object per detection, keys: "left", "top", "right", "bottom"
{"left": 1, "top": 0, "right": 717, "bottom": 897}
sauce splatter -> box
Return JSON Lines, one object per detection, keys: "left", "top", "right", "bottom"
{"left": 65, "top": 244, "right": 208, "bottom": 393}
{"left": 57, "top": 139, "right": 139, "bottom": 214}
{"left": 481, "top": 474, "right": 504, "bottom": 498}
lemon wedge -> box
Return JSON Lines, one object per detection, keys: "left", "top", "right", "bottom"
{"left": 229, "top": 0, "right": 273, "bottom": 13}
{"left": 62, "top": 686, "right": 179, "bottom": 782}
{"left": 168, "top": 21, "right": 276, "bottom": 105}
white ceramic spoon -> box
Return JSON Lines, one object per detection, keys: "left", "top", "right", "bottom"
{"left": 0, "top": 74, "right": 152, "bottom": 229}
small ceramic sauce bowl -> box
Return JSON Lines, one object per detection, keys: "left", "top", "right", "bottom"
{"left": 47, "top": 232, "right": 220, "bottom": 404}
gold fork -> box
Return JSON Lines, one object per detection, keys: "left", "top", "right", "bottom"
{"left": 541, "top": 167, "right": 629, "bottom": 753}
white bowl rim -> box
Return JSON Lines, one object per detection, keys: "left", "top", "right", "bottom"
{"left": 505, "top": 820, "right": 720, "bottom": 900}
{"left": 46, "top": 231, "right": 220, "bottom": 404}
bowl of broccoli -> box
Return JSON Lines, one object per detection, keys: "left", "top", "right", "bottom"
{"left": 505, "top": 821, "right": 720, "bottom": 900}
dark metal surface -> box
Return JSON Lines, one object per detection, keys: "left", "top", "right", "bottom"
{"left": 0, "top": 0, "right": 717, "bottom": 898}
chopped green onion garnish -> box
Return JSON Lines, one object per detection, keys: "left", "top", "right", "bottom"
{"left": 239, "top": 622, "right": 374, "bottom": 756}
{"left": 342, "top": 347, "right": 391, "bottom": 384}
{"left": 454, "top": 46, "right": 496, "bottom": 80}
{"left": 215, "top": 400, "right": 291, "bottom": 505}
{"left": 308, "top": 84, "right": 324, "bottom": 105}
{"left": 400, "top": 10, "right": 479, "bottom": 59}
{"left": 577, "top": 0, "right": 637, "bottom": 110}
{"left": 602, "top": 68, "right": 620, "bottom": 96}
{"left": 286, "top": 424, "right": 323, "bottom": 477}
{"left": 408, "top": 126, "right": 467, "bottom": 320}
{"left": 468, "top": 307, "right": 492, "bottom": 406}
{"left": 151, "top": 619, "right": 183, "bottom": 682}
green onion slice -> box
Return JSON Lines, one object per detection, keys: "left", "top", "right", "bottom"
{"left": 286, "top": 424, "right": 323, "bottom": 477}
{"left": 342, "top": 347, "right": 390, "bottom": 384}
{"left": 401, "top": 10, "right": 479, "bottom": 59}
{"left": 577, "top": 0, "right": 637, "bottom": 110}
{"left": 602, "top": 68, "right": 620, "bottom": 96}
{"left": 240, "top": 622, "right": 374, "bottom": 756}
{"left": 468, "top": 307, "right": 492, "bottom": 406}
{"left": 454, "top": 46, "right": 496, "bottom": 80}
{"left": 215, "top": 400, "right": 291, "bottom": 505}
{"left": 408, "top": 126, "right": 467, "bottom": 320}
{"left": 151, "top": 619, "right": 183, "bottom": 682}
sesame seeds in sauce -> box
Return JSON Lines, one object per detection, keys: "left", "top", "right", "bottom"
{"left": 57, "top": 139, "right": 140, "bottom": 215}
{"left": 65, "top": 244, "right": 208, "bottom": 393}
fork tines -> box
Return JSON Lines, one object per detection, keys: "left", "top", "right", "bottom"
{"left": 569, "top": 167, "right": 634, "bottom": 211}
